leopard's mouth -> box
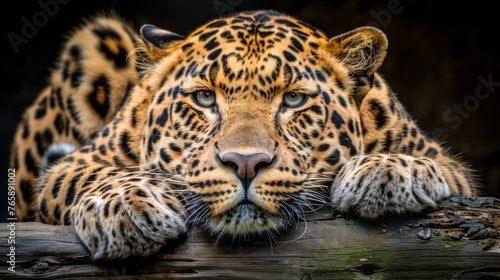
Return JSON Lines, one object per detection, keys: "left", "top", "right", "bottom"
{"left": 237, "top": 198, "right": 253, "bottom": 206}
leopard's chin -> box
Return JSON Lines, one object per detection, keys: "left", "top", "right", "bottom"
{"left": 206, "top": 203, "right": 286, "bottom": 238}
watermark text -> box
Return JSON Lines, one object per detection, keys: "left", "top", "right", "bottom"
{"left": 432, "top": 74, "right": 499, "bottom": 142}
{"left": 7, "top": 0, "right": 70, "bottom": 54}
{"left": 7, "top": 168, "right": 17, "bottom": 273}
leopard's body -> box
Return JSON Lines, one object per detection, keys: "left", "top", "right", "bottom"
{"left": 10, "top": 10, "right": 479, "bottom": 259}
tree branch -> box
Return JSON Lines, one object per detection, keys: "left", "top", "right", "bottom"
{"left": 1, "top": 195, "right": 499, "bottom": 279}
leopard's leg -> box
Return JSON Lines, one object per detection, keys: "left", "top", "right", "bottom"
{"left": 37, "top": 77, "right": 187, "bottom": 259}
{"left": 9, "top": 15, "right": 138, "bottom": 220}
{"left": 38, "top": 70, "right": 190, "bottom": 258}
{"left": 34, "top": 76, "right": 188, "bottom": 259}
{"left": 331, "top": 154, "right": 452, "bottom": 218}
{"left": 39, "top": 156, "right": 186, "bottom": 259}
{"left": 330, "top": 76, "right": 479, "bottom": 218}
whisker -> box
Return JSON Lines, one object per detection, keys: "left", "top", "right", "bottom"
{"left": 213, "top": 223, "right": 230, "bottom": 248}
{"left": 265, "top": 229, "right": 277, "bottom": 255}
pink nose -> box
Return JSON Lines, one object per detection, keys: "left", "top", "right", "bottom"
{"left": 221, "top": 152, "right": 272, "bottom": 181}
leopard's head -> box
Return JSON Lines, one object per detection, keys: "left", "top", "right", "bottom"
{"left": 138, "top": 10, "right": 387, "bottom": 239}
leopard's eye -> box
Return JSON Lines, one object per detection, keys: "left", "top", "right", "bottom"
{"left": 283, "top": 92, "right": 307, "bottom": 108}
{"left": 193, "top": 90, "right": 216, "bottom": 107}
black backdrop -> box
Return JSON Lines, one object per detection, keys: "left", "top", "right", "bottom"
{"left": 2, "top": 0, "right": 499, "bottom": 221}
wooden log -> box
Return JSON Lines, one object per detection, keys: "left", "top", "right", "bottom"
{"left": 1, "top": 195, "right": 499, "bottom": 279}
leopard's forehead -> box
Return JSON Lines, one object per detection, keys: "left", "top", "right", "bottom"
{"left": 184, "top": 10, "right": 328, "bottom": 57}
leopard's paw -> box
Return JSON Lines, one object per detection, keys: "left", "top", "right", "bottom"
{"left": 74, "top": 180, "right": 186, "bottom": 259}
{"left": 330, "top": 154, "right": 451, "bottom": 218}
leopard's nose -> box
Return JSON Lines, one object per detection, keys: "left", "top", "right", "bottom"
{"left": 221, "top": 152, "right": 272, "bottom": 183}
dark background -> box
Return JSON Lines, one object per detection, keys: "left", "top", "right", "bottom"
{"left": 2, "top": 0, "right": 499, "bottom": 220}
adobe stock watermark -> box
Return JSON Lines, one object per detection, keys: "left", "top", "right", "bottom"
{"left": 367, "top": 0, "right": 412, "bottom": 29}
{"left": 6, "top": 168, "right": 17, "bottom": 273}
{"left": 431, "top": 74, "right": 499, "bottom": 142}
{"left": 7, "top": 0, "right": 70, "bottom": 54}
{"left": 213, "top": 0, "right": 243, "bottom": 17}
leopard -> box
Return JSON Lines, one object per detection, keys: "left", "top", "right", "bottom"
{"left": 9, "top": 9, "right": 480, "bottom": 260}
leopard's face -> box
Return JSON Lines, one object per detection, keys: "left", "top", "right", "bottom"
{"left": 139, "top": 10, "right": 386, "bottom": 238}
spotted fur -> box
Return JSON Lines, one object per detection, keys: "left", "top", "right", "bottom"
{"left": 10, "top": 10, "right": 479, "bottom": 259}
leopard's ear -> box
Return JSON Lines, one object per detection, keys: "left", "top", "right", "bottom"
{"left": 139, "top": 24, "right": 184, "bottom": 62}
{"left": 328, "top": 26, "right": 388, "bottom": 76}
{"left": 327, "top": 26, "right": 388, "bottom": 105}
